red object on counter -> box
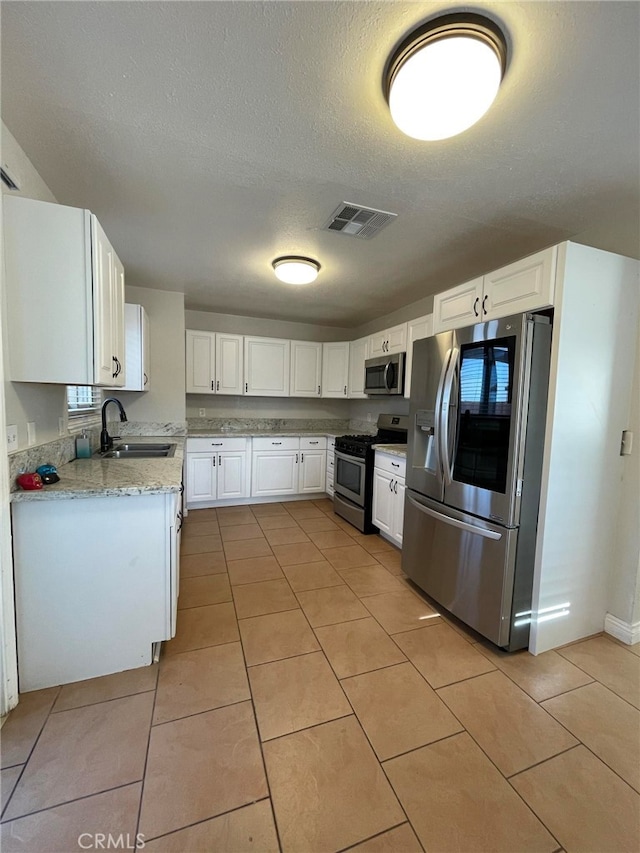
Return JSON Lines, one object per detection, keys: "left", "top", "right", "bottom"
{"left": 16, "top": 472, "right": 43, "bottom": 490}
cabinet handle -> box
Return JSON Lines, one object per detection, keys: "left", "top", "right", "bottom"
{"left": 211, "top": 380, "right": 215, "bottom": 391}
{"left": 318, "top": 385, "right": 321, "bottom": 395}
{"left": 212, "top": 456, "right": 216, "bottom": 467}
{"left": 394, "top": 481, "right": 398, "bottom": 494}
{"left": 343, "top": 385, "right": 347, "bottom": 395}
{"left": 245, "top": 382, "right": 248, "bottom": 392}
{"left": 301, "top": 453, "right": 304, "bottom": 462}
{"left": 177, "top": 511, "right": 183, "bottom": 533}
{"left": 310, "top": 441, "right": 318, "bottom": 445}
{"left": 389, "top": 480, "right": 393, "bottom": 491}
{"left": 473, "top": 297, "right": 479, "bottom": 317}
{"left": 482, "top": 294, "right": 488, "bottom": 315}
{"left": 211, "top": 442, "right": 223, "bottom": 446}
{"left": 216, "top": 380, "right": 220, "bottom": 391}
{"left": 143, "top": 372, "right": 148, "bottom": 386}
{"left": 112, "top": 356, "right": 119, "bottom": 378}
{"left": 296, "top": 453, "right": 299, "bottom": 463}
{"left": 219, "top": 455, "right": 222, "bottom": 466}
{"left": 272, "top": 441, "right": 282, "bottom": 445}
{"left": 392, "top": 462, "right": 399, "bottom": 467}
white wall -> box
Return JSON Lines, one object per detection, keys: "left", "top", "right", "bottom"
{"left": 185, "top": 309, "right": 348, "bottom": 342}
{"left": 2, "top": 122, "right": 67, "bottom": 451}
{"left": 120, "top": 286, "right": 186, "bottom": 423}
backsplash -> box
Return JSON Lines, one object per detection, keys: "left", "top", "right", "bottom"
{"left": 187, "top": 417, "right": 352, "bottom": 433}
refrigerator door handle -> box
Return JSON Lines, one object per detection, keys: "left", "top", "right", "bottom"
{"left": 434, "top": 347, "right": 452, "bottom": 480}
{"left": 440, "top": 347, "right": 459, "bottom": 486}
{"left": 406, "top": 495, "right": 502, "bottom": 541}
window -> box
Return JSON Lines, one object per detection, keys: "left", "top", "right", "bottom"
{"left": 66, "top": 386, "right": 102, "bottom": 429}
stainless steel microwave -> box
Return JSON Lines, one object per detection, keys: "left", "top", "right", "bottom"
{"left": 364, "top": 352, "right": 405, "bottom": 395}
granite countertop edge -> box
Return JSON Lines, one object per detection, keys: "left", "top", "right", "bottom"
{"left": 372, "top": 443, "right": 407, "bottom": 457}
{"left": 187, "top": 430, "right": 347, "bottom": 438}
{"left": 10, "top": 437, "right": 186, "bottom": 503}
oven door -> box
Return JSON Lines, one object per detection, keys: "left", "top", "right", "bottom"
{"left": 335, "top": 451, "right": 366, "bottom": 507}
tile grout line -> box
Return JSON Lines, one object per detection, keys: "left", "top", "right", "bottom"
{"left": 139, "top": 796, "right": 273, "bottom": 846}
{"left": 133, "top": 661, "right": 161, "bottom": 842}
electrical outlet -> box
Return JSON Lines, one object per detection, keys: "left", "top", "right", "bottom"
{"left": 59, "top": 417, "right": 66, "bottom": 436}
{"left": 199, "top": 408, "right": 206, "bottom": 417}
{"left": 7, "top": 424, "right": 18, "bottom": 452}
{"left": 27, "top": 422, "right": 36, "bottom": 446}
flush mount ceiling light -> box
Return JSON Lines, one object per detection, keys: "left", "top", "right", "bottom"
{"left": 272, "top": 256, "right": 320, "bottom": 285}
{"left": 384, "top": 13, "right": 507, "bottom": 141}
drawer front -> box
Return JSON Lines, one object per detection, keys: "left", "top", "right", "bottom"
{"left": 326, "top": 453, "right": 335, "bottom": 473}
{"left": 252, "top": 436, "right": 300, "bottom": 452}
{"left": 300, "top": 436, "right": 327, "bottom": 450}
{"left": 328, "top": 437, "right": 336, "bottom": 450}
{"left": 187, "top": 437, "right": 248, "bottom": 453}
{"left": 375, "top": 451, "right": 406, "bottom": 478}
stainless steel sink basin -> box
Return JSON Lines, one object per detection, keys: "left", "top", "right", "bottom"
{"left": 97, "top": 443, "right": 176, "bottom": 459}
{"left": 114, "top": 443, "right": 173, "bottom": 452}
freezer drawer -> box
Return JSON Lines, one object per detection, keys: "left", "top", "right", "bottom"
{"left": 402, "top": 490, "right": 522, "bottom": 648}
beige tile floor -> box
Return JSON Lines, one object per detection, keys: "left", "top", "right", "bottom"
{"left": 2, "top": 498, "right": 640, "bottom": 852}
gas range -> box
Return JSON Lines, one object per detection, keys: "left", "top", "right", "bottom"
{"left": 333, "top": 414, "right": 408, "bottom": 533}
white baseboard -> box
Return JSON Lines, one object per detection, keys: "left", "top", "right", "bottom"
{"left": 604, "top": 613, "right": 640, "bottom": 645}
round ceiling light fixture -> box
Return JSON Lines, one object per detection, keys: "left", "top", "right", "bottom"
{"left": 272, "top": 256, "right": 321, "bottom": 285}
{"left": 384, "top": 13, "right": 507, "bottom": 141}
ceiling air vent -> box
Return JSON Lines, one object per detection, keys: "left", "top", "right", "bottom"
{"left": 1, "top": 166, "right": 20, "bottom": 191}
{"left": 322, "top": 202, "right": 397, "bottom": 239}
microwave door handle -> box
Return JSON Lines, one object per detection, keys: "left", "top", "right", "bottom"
{"left": 439, "top": 347, "right": 459, "bottom": 486}
{"left": 383, "top": 362, "right": 391, "bottom": 390}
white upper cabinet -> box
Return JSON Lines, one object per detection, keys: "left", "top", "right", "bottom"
{"left": 321, "top": 342, "right": 349, "bottom": 398}
{"left": 433, "top": 247, "right": 558, "bottom": 332}
{"left": 215, "top": 333, "right": 244, "bottom": 395}
{"left": 185, "top": 330, "right": 243, "bottom": 395}
{"left": 404, "top": 314, "right": 433, "bottom": 398}
{"left": 483, "top": 246, "right": 557, "bottom": 318}
{"left": 290, "top": 341, "right": 322, "bottom": 397}
{"left": 348, "top": 336, "right": 369, "bottom": 398}
{"left": 4, "top": 196, "right": 125, "bottom": 386}
{"left": 185, "top": 330, "right": 216, "bottom": 394}
{"left": 118, "top": 304, "right": 150, "bottom": 391}
{"left": 244, "top": 336, "right": 290, "bottom": 396}
{"left": 369, "top": 323, "right": 407, "bottom": 356}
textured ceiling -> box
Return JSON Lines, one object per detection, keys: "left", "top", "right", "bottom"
{"left": 1, "top": 1, "right": 639, "bottom": 328}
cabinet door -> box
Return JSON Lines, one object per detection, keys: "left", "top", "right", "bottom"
{"left": 299, "top": 450, "right": 326, "bottom": 493}
{"left": 119, "top": 304, "right": 147, "bottom": 392}
{"left": 290, "top": 341, "right": 322, "bottom": 397}
{"left": 372, "top": 468, "right": 394, "bottom": 535}
{"left": 348, "top": 337, "right": 369, "bottom": 398}
{"left": 386, "top": 323, "right": 407, "bottom": 354}
{"left": 216, "top": 333, "right": 244, "bottom": 395}
{"left": 244, "top": 337, "right": 290, "bottom": 396}
{"left": 405, "top": 314, "right": 433, "bottom": 398}
{"left": 110, "top": 250, "right": 126, "bottom": 387}
{"left": 483, "top": 246, "right": 557, "bottom": 320}
{"left": 186, "top": 453, "right": 216, "bottom": 503}
{"left": 217, "top": 451, "right": 249, "bottom": 500}
{"left": 433, "top": 277, "right": 483, "bottom": 333}
{"left": 186, "top": 330, "right": 216, "bottom": 394}
{"left": 369, "top": 331, "right": 387, "bottom": 357}
{"left": 141, "top": 305, "right": 150, "bottom": 389}
{"left": 91, "top": 217, "right": 117, "bottom": 385}
{"left": 392, "top": 478, "right": 406, "bottom": 547}
{"left": 321, "top": 342, "right": 349, "bottom": 398}
{"left": 251, "top": 451, "right": 299, "bottom": 497}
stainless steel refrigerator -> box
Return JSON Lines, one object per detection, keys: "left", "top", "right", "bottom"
{"left": 402, "top": 312, "right": 552, "bottom": 650}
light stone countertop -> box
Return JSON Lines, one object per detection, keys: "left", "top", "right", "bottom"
{"left": 10, "top": 437, "right": 185, "bottom": 503}
{"left": 187, "top": 430, "right": 346, "bottom": 439}
{"left": 372, "top": 443, "right": 407, "bottom": 457}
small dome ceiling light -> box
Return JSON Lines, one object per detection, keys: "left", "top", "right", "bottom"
{"left": 272, "top": 256, "right": 320, "bottom": 285}
{"left": 384, "top": 13, "right": 508, "bottom": 141}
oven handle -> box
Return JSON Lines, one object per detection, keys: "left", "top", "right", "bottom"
{"left": 407, "top": 495, "right": 502, "bottom": 540}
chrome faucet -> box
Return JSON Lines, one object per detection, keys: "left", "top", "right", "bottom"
{"left": 100, "top": 397, "right": 128, "bottom": 453}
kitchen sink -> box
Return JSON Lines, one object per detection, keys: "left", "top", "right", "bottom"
{"left": 98, "top": 443, "right": 176, "bottom": 459}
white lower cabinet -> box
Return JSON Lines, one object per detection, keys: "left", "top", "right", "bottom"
{"left": 11, "top": 491, "right": 181, "bottom": 691}
{"left": 251, "top": 436, "right": 326, "bottom": 497}
{"left": 326, "top": 436, "right": 336, "bottom": 496}
{"left": 372, "top": 451, "right": 406, "bottom": 547}
{"left": 185, "top": 437, "right": 250, "bottom": 505}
